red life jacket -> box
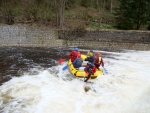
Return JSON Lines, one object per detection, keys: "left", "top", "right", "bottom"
{"left": 94, "top": 56, "right": 102, "bottom": 65}
{"left": 68, "top": 51, "right": 79, "bottom": 62}
{"left": 94, "top": 56, "right": 104, "bottom": 67}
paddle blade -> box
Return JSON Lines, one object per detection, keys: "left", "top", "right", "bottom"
{"left": 103, "top": 68, "right": 108, "bottom": 74}
{"left": 58, "top": 59, "right": 65, "bottom": 64}
{"left": 62, "top": 65, "right": 68, "bottom": 71}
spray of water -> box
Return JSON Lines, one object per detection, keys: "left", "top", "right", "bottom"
{"left": 0, "top": 50, "right": 150, "bottom": 113}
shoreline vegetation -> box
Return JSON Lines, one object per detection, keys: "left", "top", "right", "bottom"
{"left": 0, "top": 0, "right": 150, "bottom": 30}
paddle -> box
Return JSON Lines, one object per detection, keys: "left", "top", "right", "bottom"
{"left": 62, "top": 65, "right": 68, "bottom": 71}
{"left": 103, "top": 68, "right": 108, "bottom": 75}
{"left": 58, "top": 58, "right": 65, "bottom": 64}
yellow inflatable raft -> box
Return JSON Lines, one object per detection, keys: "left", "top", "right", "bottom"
{"left": 67, "top": 54, "right": 103, "bottom": 79}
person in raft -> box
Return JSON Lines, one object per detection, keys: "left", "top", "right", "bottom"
{"left": 68, "top": 48, "right": 81, "bottom": 62}
{"left": 84, "top": 50, "right": 94, "bottom": 63}
{"left": 72, "top": 57, "right": 83, "bottom": 68}
{"left": 94, "top": 52, "right": 104, "bottom": 69}
{"left": 84, "top": 62, "right": 97, "bottom": 82}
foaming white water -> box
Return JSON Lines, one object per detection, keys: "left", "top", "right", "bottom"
{"left": 0, "top": 51, "right": 150, "bottom": 113}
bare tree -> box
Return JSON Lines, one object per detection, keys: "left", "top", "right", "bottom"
{"left": 96, "top": 0, "right": 105, "bottom": 29}
{"left": 55, "top": 0, "right": 66, "bottom": 29}
{"left": 110, "top": 0, "right": 113, "bottom": 13}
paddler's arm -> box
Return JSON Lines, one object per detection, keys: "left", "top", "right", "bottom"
{"left": 72, "top": 59, "right": 77, "bottom": 65}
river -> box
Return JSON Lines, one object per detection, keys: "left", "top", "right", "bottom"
{"left": 0, "top": 47, "right": 150, "bottom": 113}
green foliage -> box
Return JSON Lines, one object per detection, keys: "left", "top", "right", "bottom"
{"left": 101, "top": 24, "right": 114, "bottom": 29}
{"left": 0, "top": 0, "right": 149, "bottom": 30}
{"left": 88, "top": 21, "right": 98, "bottom": 29}
{"left": 88, "top": 21, "right": 115, "bottom": 30}
{"left": 115, "top": 0, "right": 150, "bottom": 30}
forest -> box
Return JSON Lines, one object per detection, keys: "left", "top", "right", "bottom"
{"left": 0, "top": 0, "right": 150, "bottom": 30}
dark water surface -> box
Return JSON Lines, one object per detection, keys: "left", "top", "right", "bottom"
{"left": 0, "top": 47, "right": 120, "bottom": 85}
{"left": 0, "top": 47, "right": 70, "bottom": 85}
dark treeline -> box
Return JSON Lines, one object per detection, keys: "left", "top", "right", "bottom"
{"left": 0, "top": 0, "right": 150, "bottom": 30}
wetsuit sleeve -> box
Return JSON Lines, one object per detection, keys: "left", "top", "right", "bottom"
{"left": 77, "top": 52, "right": 81, "bottom": 58}
{"left": 72, "top": 59, "right": 76, "bottom": 65}
{"left": 85, "top": 57, "right": 94, "bottom": 62}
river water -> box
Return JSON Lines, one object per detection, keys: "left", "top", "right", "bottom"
{"left": 0, "top": 47, "right": 150, "bottom": 113}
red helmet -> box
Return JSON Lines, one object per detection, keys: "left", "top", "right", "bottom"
{"left": 96, "top": 52, "right": 101, "bottom": 56}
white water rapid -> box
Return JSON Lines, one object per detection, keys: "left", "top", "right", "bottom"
{"left": 0, "top": 50, "right": 150, "bottom": 113}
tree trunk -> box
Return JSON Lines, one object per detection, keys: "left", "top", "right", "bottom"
{"left": 55, "top": 0, "right": 65, "bottom": 29}
{"left": 103, "top": 0, "right": 106, "bottom": 9}
{"left": 110, "top": 0, "right": 113, "bottom": 13}
{"left": 98, "top": 0, "right": 105, "bottom": 29}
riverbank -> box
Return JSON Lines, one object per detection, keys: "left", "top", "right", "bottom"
{"left": 0, "top": 25, "right": 150, "bottom": 50}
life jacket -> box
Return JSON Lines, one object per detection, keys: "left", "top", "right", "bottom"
{"left": 68, "top": 51, "right": 78, "bottom": 62}
{"left": 94, "top": 56, "right": 102, "bottom": 65}
{"left": 76, "top": 58, "right": 83, "bottom": 66}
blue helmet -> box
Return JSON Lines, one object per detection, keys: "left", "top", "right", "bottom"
{"left": 74, "top": 48, "right": 78, "bottom": 51}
